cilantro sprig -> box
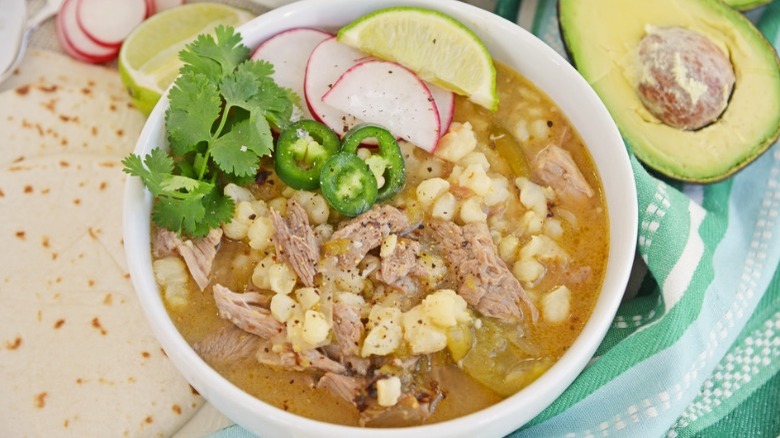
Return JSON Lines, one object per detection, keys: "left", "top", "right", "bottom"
{"left": 123, "top": 26, "right": 294, "bottom": 238}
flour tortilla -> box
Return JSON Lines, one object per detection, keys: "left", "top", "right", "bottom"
{"left": 0, "top": 49, "right": 126, "bottom": 95}
{"left": 0, "top": 51, "right": 203, "bottom": 436}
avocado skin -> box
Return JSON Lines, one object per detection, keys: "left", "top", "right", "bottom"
{"left": 558, "top": 0, "right": 780, "bottom": 183}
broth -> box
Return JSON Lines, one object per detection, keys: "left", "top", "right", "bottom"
{"left": 158, "top": 62, "right": 608, "bottom": 426}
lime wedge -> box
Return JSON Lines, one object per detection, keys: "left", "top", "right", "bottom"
{"left": 118, "top": 3, "right": 253, "bottom": 115}
{"left": 338, "top": 7, "right": 497, "bottom": 111}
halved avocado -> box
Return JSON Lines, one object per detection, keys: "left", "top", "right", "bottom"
{"left": 559, "top": 0, "right": 780, "bottom": 183}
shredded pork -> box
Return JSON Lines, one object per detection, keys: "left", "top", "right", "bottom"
{"left": 322, "top": 205, "right": 412, "bottom": 271}
{"left": 193, "top": 325, "right": 261, "bottom": 363}
{"left": 426, "top": 220, "right": 538, "bottom": 323}
{"left": 376, "top": 237, "right": 427, "bottom": 290}
{"left": 212, "top": 284, "right": 285, "bottom": 340}
{"left": 317, "top": 372, "right": 368, "bottom": 405}
{"left": 332, "top": 301, "right": 364, "bottom": 358}
{"left": 271, "top": 199, "right": 320, "bottom": 287}
{"left": 534, "top": 144, "right": 594, "bottom": 199}
{"left": 256, "top": 341, "right": 347, "bottom": 374}
{"left": 152, "top": 227, "right": 223, "bottom": 291}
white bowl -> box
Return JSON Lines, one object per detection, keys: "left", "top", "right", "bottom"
{"left": 124, "top": 0, "right": 638, "bottom": 436}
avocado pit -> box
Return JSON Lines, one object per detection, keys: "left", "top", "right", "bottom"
{"left": 636, "top": 26, "right": 735, "bottom": 131}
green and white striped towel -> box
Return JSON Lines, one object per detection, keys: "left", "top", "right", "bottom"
{"left": 213, "top": 1, "right": 780, "bottom": 436}
{"left": 498, "top": 1, "right": 780, "bottom": 436}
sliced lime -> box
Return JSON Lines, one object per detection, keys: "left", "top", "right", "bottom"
{"left": 118, "top": 3, "right": 253, "bottom": 115}
{"left": 338, "top": 7, "right": 497, "bottom": 111}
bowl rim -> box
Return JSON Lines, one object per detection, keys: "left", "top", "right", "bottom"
{"left": 123, "top": 0, "right": 638, "bottom": 436}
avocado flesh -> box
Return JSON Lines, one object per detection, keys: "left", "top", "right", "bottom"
{"left": 559, "top": 0, "right": 780, "bottom": 182}
{"left": 724, "top": 0, "right": 771, "bottom": 12}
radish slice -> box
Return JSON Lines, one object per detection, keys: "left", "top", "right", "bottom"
{"left": 252, "top": 28, "right": 332, "bottom": 121}
{"left": 77, "top": 0, "right": 147, "bottom": 48}
{"left": 305, "top": 36, "right": 451, "bottom": 141}
{"left": 153, "top": 0, "right": 184, "bottom": 13}
{"left": 428, "top": 84, "right": 455, "bottom": 135}
{"left": 323, "top": 60, "right": 441, "bottom": 153}
{"left": 145, "top": 0, "right": 156, "bottom": 16}
{"left": 304, "top": 36, "right": 372, "bottom": 136}
{"left": 56, "top": 0, "right": 119, "bottom": 64}
{"left": 55, "top": 8, "right": 94, "bottom": 63}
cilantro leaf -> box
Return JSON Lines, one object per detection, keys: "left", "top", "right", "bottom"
{"left": 180, "top": 25, "right": 249, "bottom": 79}
{"left": 166, "top": 72, "right": 221, "bottom": 156}
{"left": 161, "top": 175, "right": 204, "bottom": 193}
{"left": 123, "top": 148, "right": 211, "bottom": 199}
{"left": 249, "top": 109, "right": 274, "bottom": 156}
{"left": 199, "top": 189, "right": 235, "bottom": 233}
{"left": 235, "top": 62, "right": 278, "bottom": 99}
{"left": 284, "top": 88, "right": 303, "bottom": 114}
{"left": 236, "top": 60, "right": 294, "bottom": 130}
{"left": 153, "top": 186, "right": 233, "bottom": 238}
{"left": 220, "top": 68, "right": 259, "bottom": 110}
{"left": 253, "top": 77, "right": 294, "bottom": 130}
{"left": 123, "top": 148, "right": 216, "bottom": 237}
{"left": 152, "top": 195, "right": 206, "bottom": 237}
{"left": 124, "top": 26, "right": 296, "bottom": 239}
{"left": 122, "top": 148, "right": 172, "bottom": 196}
{"left": 210, "top": 119, "right": 258, "bottom": 177}
{"left": 213, "top": 61, "right": 281, "bottom": 176}
{"left": 179, "top": 37, "right": 221, "bottom": 79}
{"left": 236, "top": 58, "right": 274, "bottom": 80}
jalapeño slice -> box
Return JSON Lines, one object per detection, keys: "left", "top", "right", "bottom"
{"left": 275, "top": 120, "right": 340, "bottom": 190}
{"left": 320, "top": 152, "right": 378, "bottom": 217}
{"left": 341, "top": 124, "right": 405, "bottom": 202}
